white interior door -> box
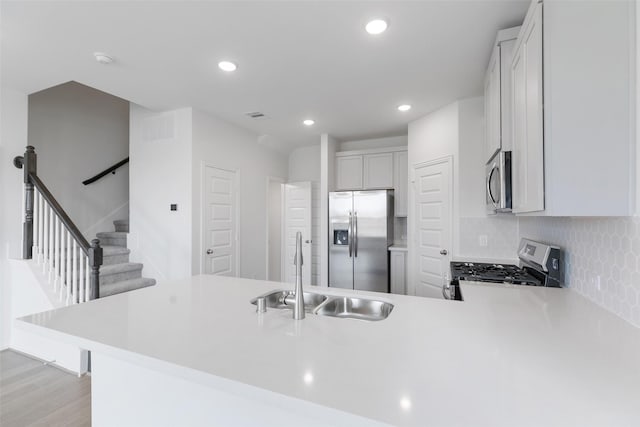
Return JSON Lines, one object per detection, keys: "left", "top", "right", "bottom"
{"left": 202, "top": 166, "right": 237, "bottom": 276}
{"left": 414, "top": 158, "right": 452, "bottom": 298}
{"left": 283, "top": 182, "right": 312, "bottom": 285}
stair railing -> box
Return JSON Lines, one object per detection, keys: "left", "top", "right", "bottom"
{"left": 14, "top": 146, "right": 103, "bottom": 303}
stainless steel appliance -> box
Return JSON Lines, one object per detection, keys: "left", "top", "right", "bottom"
{"left": 329, "top": 190, "right": 393, "bottom": 293}
{"left": 486, "top": 151, "right": 512, "bottom": 214}
{"left": 447, "top": 238, "right": 564, "bottom": 300}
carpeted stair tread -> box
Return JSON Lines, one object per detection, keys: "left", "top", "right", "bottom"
{"left": 100, "top": 262, "right": 143, "bottom": 276}
{"left": 100, "top": 277, "right": 156, "bottom": 297}
{"left": 96, "top": 231, "right": 128, "bottom": 239}
{"left": 102, "top": 245, "right": 130, "bottom": 255}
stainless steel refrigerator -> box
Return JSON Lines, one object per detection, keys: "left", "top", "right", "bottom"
{"left": 329, "top": 190, "right": 394, "bottom": 293}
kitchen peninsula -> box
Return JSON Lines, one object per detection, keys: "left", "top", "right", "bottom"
{"left": 17, "top": 276, "right": 640, "bottom": 427}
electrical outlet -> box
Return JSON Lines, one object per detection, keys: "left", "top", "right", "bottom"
{"left": 170, "top": 204, "right": 177, "bottom": 211}
{"left": 479, "top": 235, "right": 488, "bottom": 247}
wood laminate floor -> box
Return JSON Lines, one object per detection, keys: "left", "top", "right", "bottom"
{"left": 0, "top": 350, "right": 91, "bottom": 426}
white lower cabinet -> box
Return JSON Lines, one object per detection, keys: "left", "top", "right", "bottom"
{"left": 390, "top": 249, "right": 407, "bottom": 295}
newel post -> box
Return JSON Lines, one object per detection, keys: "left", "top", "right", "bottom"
{"left": 14, "top": 146, "right": 37, "bottom": 259}
{"left": 88, "top": 239, "right": 103, "bottom": 300}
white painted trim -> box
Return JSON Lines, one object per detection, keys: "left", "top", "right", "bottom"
{"left": 200, "top": 162, "right": 241, "bottom": 278}
{"left": 265, "top": 176, "right": 285, "bottom": 281}
{"left": 336, "top": 146, "right": 408, "bottom": 157}
{"left": 409, "top": 155, "right": 454, "bottom": 297}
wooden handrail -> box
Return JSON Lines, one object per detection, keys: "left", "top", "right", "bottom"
{"left": 15, "top": 146, "right": 103, "bottom": 300}
{"left": 82, "top": 157, "right": 129, "bottom": 185}
{"left": 30, "top": 174, "right": 91, "bottom": 253}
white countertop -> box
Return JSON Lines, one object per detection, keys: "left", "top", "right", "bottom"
{"left": 18, "top": 276, "right": 640, "bottom": 426}
{"left": 388, "top": 244, "right": 407, "bottom": 252}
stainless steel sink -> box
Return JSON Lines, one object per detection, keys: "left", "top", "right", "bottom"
{"left": 314, "top": 297, "right": 394, "bottom": 321}
{"left": 250, "top": 290, "right": 328, "bottom": 312}
{"left": 250, "top": 290, "right": 394, "bottom": 321}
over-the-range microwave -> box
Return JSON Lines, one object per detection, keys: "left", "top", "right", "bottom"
{"left": 486, "top": 151, "right": 512, "bottom": 214}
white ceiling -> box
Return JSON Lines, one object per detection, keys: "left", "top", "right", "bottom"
{"left": 1, "top": 1, "right": 528, "bottom": 151}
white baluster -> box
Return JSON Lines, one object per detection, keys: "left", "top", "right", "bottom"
{"left": 79, "top": 251, "right": 85, "bottom": 303}
{"left": 42, "top": 202, "right": 49, "bottom": 273}
{"left": 32, "top": 189, "right": 39, "bottom": 256}
{"left": 72, "top": 240, "right": 78, "bottom": 304}
{"left": 54, "top": 217, "right": 61, "bottom": 290}
{"left": 48, "top": 207, "right": 54, "bottom": 282}
{"left": 66, "top": 230, "right": 71, "bottom": 305}
{"left": 38, "top": 193, "right": 44, "bottom": 264}
{"left": 85, "top": 257, "right": 90, "bottom": 302}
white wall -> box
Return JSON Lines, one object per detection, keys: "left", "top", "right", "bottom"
{"left": 129, "top": 106, "right": 193, "bottom": 281}
{"left": 288, "top": 145, "right": 321, "bottom": 285}
{"left": 0, "top": 86, "right": 29, "bottom": 349}
{"left": 408, "top": 101, "right": 460, "bottom": 281}
{"left": 320, "top": 134, "right": 337, "bottom": 287}
{"left": 192, "top": 109, "right": 288, "bottom": 280}
{"left": 339, "top": 135, "right": 407, "bottom": 152}
{"left": 267, "top": 179, "right": 283, "bottom": 281}
{"left": 28, "top": 82, "right": 130, "bottom": 236}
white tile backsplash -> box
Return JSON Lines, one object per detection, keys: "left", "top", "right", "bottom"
{"left": 457, "top": 215, "right": 640, "bottom": 328}
{"left": 518, "top": 217, "right": 640, "bottom": 328}
{"left": 458, "top": 216, "right": 520, "bottom": 260}
{"left": 394, "top": 217, "right": 407, "bottom": 245}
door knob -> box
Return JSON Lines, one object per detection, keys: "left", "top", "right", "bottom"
{"left": 206, "top": 249, "right": 213, "bottom": 254}
{"left": 440, "top": 249, "right": 448, "bottom": 256}
{"left": 305, "top": 240, "right": 312, "bottom": 244}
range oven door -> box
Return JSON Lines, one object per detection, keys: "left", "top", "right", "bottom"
{"left": 486, "top": 151, "right": 512, "bottom": 214}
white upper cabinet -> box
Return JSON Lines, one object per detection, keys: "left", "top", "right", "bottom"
{"left": 510, "top": 0, "right": 634, "bottom": 216}
{"left": 363, "top": 153, "right": 393, "bottom": 189}
{"left": 484, "top": 45, "right": 501, "bottom": 162}
{"left": 394, "top": 151, "right": 408, "bottom": 217}
{"left": 336, "top": 148, "right": 407, "bottom": 217}
{"left": 484, "top": 27, "right": 520, "bottom": 163}
{"left": 336, "top": 155, "right": 363, "bottom": 190}
{"left": 511, "top": 1, "right": 544, "bottom": 213}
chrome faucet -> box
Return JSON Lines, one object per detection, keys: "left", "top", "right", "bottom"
{"left": 293, "top": 231, "right": 305, "bottom": 320}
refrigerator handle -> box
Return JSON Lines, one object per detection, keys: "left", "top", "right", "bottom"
{"left": 354, "top": 211, "right": 358, "bottom": 257}
{"left": 348, "top": 211, "right": 353, "bottom": 258}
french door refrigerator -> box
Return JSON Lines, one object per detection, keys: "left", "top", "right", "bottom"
{"left": 329, "top": 190, "right": 394, "bottom": 293}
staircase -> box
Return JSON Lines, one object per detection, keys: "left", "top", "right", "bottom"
{"left": 96, "top": 219, "right": 155, "bottom": 297}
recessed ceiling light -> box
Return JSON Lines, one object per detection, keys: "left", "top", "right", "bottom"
{"left": 366, "top": 19, "right": 388, "bottom": 35}
{"left": 93, "top": 52, "right": 113, "bottom": 64}
{"left": 303, "top": 119, "right": 315, "bottom": 126}
{"left": 397, "top": 104, "right": 412, "bottom": 112}
{"left": 218, "top": 61, "right": 237, "bottom": 72}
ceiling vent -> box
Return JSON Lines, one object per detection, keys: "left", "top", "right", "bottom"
{"left": 245, "top": 111, "right": 267, "bottom": 120}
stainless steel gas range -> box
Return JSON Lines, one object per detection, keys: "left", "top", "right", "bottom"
{"left": 444, "top": 238, "right": 564, "bottom": 301}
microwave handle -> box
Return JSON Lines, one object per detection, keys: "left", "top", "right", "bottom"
{"left": 487, "top": 166, "right": 499, "bottom": 208}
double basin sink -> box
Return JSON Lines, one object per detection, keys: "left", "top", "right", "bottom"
{"left": 250, "top": 290, "right": 394, "bottom": 322}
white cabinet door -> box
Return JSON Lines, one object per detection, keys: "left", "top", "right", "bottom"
{"left": 511, "top": 1, "right": 544, "bottom": 214}
{"left": 363, "top": 153, "right": 393, "bottom": 189}
{"left": 390, "top": 251, "right": 406, "bottom": 295}
{"left": 393, "top": 151, "right": 408, "bottom": 217}
{"left": 336, "top": 155, "right": 363, "bottom": 190}
{"left": 484, "top": 44, "right": 501, "bottom": 162}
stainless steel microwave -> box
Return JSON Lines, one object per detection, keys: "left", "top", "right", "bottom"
{"left": 486, "top": 151, "right": 512, "bottom": 214}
